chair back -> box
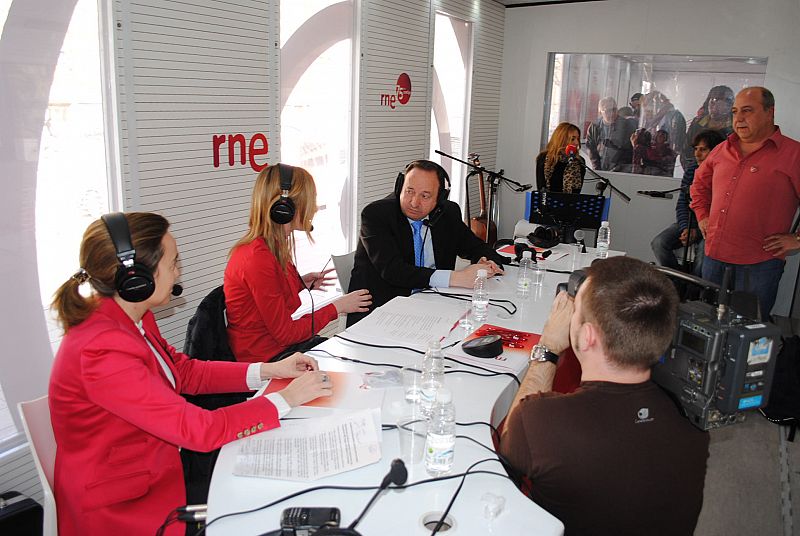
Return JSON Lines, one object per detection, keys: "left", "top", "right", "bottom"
{"left": 18, "top": 395, "right": 58, "bottom": 535}
{"left": 331, "top": 251, "right": 356, "bottom": 293}
{"left": 183, "top": 285, "right": 235, "bottom": 361}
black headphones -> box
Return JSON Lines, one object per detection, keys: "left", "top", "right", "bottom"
{"left": 394, "top": 160, "right": 451, "bottom": 225}
{"left": 528, "top": 225, "right": 560, "bottom": 249}
{"left": 269, "top": 163, "right": 296, "bottom": 225}
{"left": 101, "top": 213, "right": 156, "bottom": 303}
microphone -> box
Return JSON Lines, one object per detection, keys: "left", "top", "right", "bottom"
{"left": 423, "top": 205, "right": 445, "bottom": 228}
{"left": 346, "top": 459, "right": 407, "bottom": 531}
{"left": 541, "top": 249, "right": 552, "bottom": 259}
{"left": 637, "top": 190, "right": 674, "bottom": 199}
{"left": 171, "top": 284, "right": 183, "bottom": 296}
{"left": 565, "top": 144, "right": 579, "bottom": 162}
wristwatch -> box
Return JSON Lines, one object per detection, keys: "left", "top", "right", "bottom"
{"left": 531, "top": 343, "right": 560, "bottom": 365}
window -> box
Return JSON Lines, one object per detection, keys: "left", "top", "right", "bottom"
{"left": 543, "top": 53, "right": 767, "bottom": 178}
{"left": 0, "top": 0, "right": 108, "bottom": 446}
{"left": 36, "top": 0, "right": 109, "bottom": 352}
{"left": 429, "top": 13, "right": 473, "bottom": 204}
{"left": 280, "top": 1, "right": 355, "bottom": 297}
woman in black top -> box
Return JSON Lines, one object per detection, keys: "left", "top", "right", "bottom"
{"left": 536, "top": 122, "right": 586, "bottom": 193}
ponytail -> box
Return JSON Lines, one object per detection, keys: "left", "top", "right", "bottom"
{"left": 51, "top": 271, "right": 101, "bottom": 332}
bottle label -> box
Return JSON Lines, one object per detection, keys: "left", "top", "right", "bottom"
{"left": 425, "top": 433, "right": 455, "bottom": 473}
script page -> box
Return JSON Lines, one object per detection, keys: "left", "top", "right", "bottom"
{"left": 233, "top": 408, "right": 382, "bottom": 481}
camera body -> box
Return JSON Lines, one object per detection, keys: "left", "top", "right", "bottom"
{"left": 652, "top": 300, "right": 779, "bottom": 430}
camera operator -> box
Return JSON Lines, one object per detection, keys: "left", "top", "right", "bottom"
{"left": 499, "top": 257, "right": 709, "bottom": 536}
{"left": 585, "top": 97, "right": 636, "bottom": 172}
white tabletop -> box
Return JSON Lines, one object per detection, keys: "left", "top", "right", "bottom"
{"left": 206, "top": 245, "right": 623, "bottom": 535}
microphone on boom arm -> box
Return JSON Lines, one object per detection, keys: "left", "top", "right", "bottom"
{"left": 637, "top": 190, "right": 674, "bottom": 199}
{"left": 565, "top": 144, "right": 579, "bottom": 163}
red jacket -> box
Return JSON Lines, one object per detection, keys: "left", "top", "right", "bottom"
{"left": 49, "top": 298, "right": 279, "bottom": 536}
{"left": 224, "top": 238, "right": 338, "bottom": 362}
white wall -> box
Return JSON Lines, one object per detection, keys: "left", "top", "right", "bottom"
{"left": 497, "top": 0, "right": 800, "bottom": 315}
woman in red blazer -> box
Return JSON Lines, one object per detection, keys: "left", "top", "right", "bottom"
{"left": 224, "top": 164, "right": 372, "bottom": 362}
{"left": 49, "top": 212, "right": 331, "bottom": 536}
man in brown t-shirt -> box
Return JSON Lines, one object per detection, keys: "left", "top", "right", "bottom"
{"left": 500, "top": 257, "right": 709, "bottom": 536}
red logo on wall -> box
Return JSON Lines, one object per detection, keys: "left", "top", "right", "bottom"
{"left": 212, "top": 133, "right": 269, "bottom": 172}
{"left": 380, "top": 73, "right": 412, "bottom": 109}
{"left": 396, "top": 73, "right": 411, "bottom": 104}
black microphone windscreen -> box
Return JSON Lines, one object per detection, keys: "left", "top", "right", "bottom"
{"left": 389, "top": 458, "right": 408, "bottom": 486}
{"left": 541, "top": 249, "right": 552, "bottom": 259}
{"left": 172, "top": 284, "right": 183, "bottom": 297}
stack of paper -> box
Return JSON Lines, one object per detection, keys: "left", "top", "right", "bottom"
{"left": 344, "top": 296, "right": 465, "bottom": 347}
{"left": 233, "top": 408, "right": 382, "bottom": 481}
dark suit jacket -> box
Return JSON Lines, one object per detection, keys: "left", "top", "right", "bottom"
{"left": 347, "top": 195, "right": 505, "bottom": 325}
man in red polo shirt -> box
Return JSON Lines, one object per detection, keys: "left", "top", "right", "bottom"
{"left": 690, "top": 86, "right": 800, "bottom": 319}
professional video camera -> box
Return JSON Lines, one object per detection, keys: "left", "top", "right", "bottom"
{"left": 652, "top": 267, "right": 779, "bottom": 431}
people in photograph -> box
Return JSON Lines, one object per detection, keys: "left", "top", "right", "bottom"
{"left": 633, "top": 128, "right": 679, "bottom": 176}
{"left": 690, "top": 87, "right": 800, "bottom": 319}
{"left": 682, "top": 85, "right": 734, "bottom": 168}
{"left": 638, "top": 90, "right": 686, "bottom": 175}
{"left": 535, "top": 122, "right": 586, "bottom": 193}
{"left": 500, "top": 256, "right": 709, "bottom": 535}
{"left": 49, "top": 212, "right": 332, "bottom": 536}
{"left": 225, "top": 164, "right": 372, "bottom": 362}
{"left": 651, "top": 129, "right": 726, "bottom": 272}
{"left": 585, "top": 97, "right": 636, "bottom": 172}
{"left": 629, "top": 92, "right": 643, "bottom": 119}
{"left": 347, "top": 159, "right": 505, "bottom": 326}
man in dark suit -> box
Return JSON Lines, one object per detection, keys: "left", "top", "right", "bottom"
{"left": 347, "top": 159, "right": 505, "bottom": 326}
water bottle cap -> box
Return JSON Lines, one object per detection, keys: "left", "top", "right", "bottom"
{"left": 522, "top": 250, "right": 532, "bottom": 260}
{"left": 427, "top": 340, "right": 442, "bottom": 351}
{"left": 601, "top": 220, "right": 609, "bottom": 227}
{"left": 436, "top": 388, "right": 452, "bottom": 404}
{"left": 477, "top": 269, "right": 488, "bottom": 278}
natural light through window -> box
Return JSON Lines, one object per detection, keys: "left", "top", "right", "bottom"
{"left": 281, "top": 1, "right": 354, "bottom": 301}
{"left": 35, "top": 0, "right": 108, "bottom": 352}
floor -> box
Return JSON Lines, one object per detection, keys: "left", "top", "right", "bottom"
{"left": 695, "top": 315, "right": 798, "bottom": 536}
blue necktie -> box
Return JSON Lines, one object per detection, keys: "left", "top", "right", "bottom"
{"left": 411, "top": 220, "right": 425, "bottom": 267}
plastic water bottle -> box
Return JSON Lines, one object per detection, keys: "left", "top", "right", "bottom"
{"left": 597, "top": 221, "right": 611, "bottom": 259}
{"left": 516, "top": 250, "right": 533, "bottom": 297}
{"left": 425, "top": 387, "right": 456, "bottom": 476}
{"left": 419, "top": 340, "right": 445, "bottom": 417}
{"left": 472, "top": 269, "right": 489, "bottom": 322}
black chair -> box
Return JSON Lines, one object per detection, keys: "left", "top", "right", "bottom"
{"left": 181, "top": 285, "right": 250, "bottom": 505}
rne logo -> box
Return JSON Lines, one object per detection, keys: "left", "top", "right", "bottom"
{"left": 380, "top": 73, "right": 412, "bottom": 109}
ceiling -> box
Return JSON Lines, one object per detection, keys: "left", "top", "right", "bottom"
{"left": 494, "top": 0, "right": 605, "bottom": 6}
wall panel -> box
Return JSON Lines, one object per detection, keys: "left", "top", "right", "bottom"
{"left": 112, "top": 0, "right": 280, "bottom": 349}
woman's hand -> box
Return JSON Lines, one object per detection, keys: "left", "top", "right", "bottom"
{"left": 278, "top": 370, "right": 333, "bottom": 407}
{"left": 260, "top": 352, "right": 318, "bottom": 380}
{"left": 333, "top": 289, "right": 372, "bottom": 314}
{"left": 302, "top": 268, "right": 336, "bottom": 291}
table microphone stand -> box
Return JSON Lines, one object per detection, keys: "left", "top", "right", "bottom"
{"left": 435, "top": 149, "right": 532, "bottom": 243}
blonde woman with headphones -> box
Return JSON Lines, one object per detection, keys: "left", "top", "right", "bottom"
{"left": 224, "top": 164, "right": 372, "bottom": 362}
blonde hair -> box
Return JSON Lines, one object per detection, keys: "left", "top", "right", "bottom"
{"left": 543, "top": 122, "right": 581, "bottom": 167}
{"left": 51, "top": 212, "right": 169, "bottom": 331}
{"left": 232, "top": 164, "right": 318, "bottom": 270}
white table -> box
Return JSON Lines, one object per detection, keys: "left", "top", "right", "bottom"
{"left": 207, "top": 245, "right": 623, "bottom": 535}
